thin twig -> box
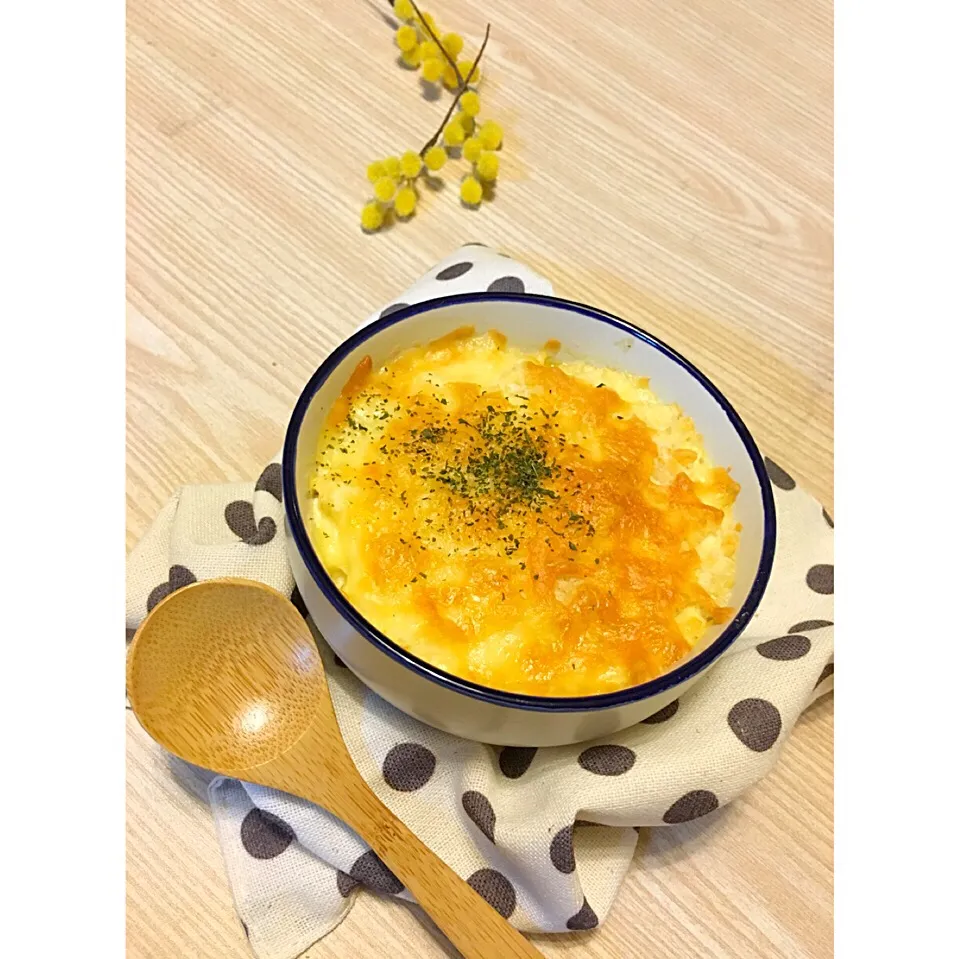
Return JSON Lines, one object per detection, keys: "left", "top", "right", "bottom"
{"left": 419, "top": 23, "right": 490, "bottom": 155}
{"left": 407, "top": 0, "right": 461, "bottom": 81}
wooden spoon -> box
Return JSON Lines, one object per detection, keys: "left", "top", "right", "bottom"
{"left": 127, "top": 577, "right": 544, "bottom": 959}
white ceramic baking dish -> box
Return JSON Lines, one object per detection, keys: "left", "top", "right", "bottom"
{"left": 283, "top": 293, "right": 775, "bottom": 746}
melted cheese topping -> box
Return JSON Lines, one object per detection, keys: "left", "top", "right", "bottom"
{"left": 307, "top": 327, "right": 740, "bottom": 696}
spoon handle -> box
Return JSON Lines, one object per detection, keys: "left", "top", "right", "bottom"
{"left": 330, "top": 777, "right": 545, "bottom": 958}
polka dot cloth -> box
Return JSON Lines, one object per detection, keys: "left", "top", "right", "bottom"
{"left": 127, "top": 248, "right": 833, "bottom": 959}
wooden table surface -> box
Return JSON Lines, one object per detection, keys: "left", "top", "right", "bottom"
{"left": 126, "top": 0, "right": 833, "bottom": 956}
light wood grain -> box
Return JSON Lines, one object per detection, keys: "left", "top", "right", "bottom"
{"left": 126, "top": 0, "right": 833, "bottom": 956}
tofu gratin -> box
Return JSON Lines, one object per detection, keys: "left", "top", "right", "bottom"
{"left": 307, "top": 327, "right": 740, "bottom": 696}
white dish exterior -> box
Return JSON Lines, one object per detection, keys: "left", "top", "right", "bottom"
{"left": 283, "top": 294, "right": 775, "bottom": 746}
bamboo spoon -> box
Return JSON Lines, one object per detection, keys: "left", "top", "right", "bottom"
{"left": 126, "top": 577, "right": 544, "bottom": 959}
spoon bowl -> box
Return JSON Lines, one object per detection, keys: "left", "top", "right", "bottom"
{"left": 127, "top": 578, "right": 324, "bottom": 772}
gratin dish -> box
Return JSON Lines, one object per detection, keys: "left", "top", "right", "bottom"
{"left": 283, "top": 293, "right": 775, "bottom": 746}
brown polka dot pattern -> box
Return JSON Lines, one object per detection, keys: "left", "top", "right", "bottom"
{"left": 764, "top": 457, "right": 796, "bottom": 491}
{"left": 728, "top": 698, "right": 782, "bottom": 752}
{"left": 289, "top": 586, "right": 309, "bottom": 620}
{"left": 756, "top": 634, "right": 812, "bottom": 660}
{"left": 642, "top": 699, "right": 679, "bottom": 724}
{"left": 225, "top": 500, "right": 277, "bottom": 546}
{"left": 147, "top": 564, "right": 197, "bottom": 613}
{"left": 382, "top": 742, "right": 436, "bottom": 791}
{"left": 578, "top": 744, "right": 636, "bottom": 776}
{"left": 499, "top": 746, "right": 537, "bottom": 779}
{"left": 380, "top": 302, "right": 410, "bottom": 319}
{"left": 436, "top": 262, "right": 474, "bottom": 280}
{"left": 461, "top": 790, "right": 496, "bottom": 843}
{"left": 823, "top": 508, "right": 834, "bottom": 528}
{"left": 662, "top": 789, "right": 719, "bottom": 824}
{"left": 789, "top": 619, "right": 833, "bottom": 633}
{"left": 549, "top": 825, "right": 575, "bottom": 873}
{"left": 806, "top": 564, "right": 834, "bottom": 594}
{"left": 487, "top": 275, "right": 526, "bottom": 293}
{"left": 240, "top": 808, "right": 296, "bottom": 859}
{"left": 566, "top": 898, "right": 599, "bottom": 930}
{"left": 817, "top": 662, "right": 834, "bottom": 685}
{"left": 350, "top": 850, "right": 404, "bottom": 895}
{"left": 336, "top": 870, "right": 359, "bottom": 897}
{"left": 254, "top": 463, "right": 283, "bottom": 502}
{"left": 467, "top": 868, "right": 516, "bottom": 918}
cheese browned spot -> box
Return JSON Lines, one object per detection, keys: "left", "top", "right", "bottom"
{"left": 308, "top": 328, "right": 740, "bottom": 696}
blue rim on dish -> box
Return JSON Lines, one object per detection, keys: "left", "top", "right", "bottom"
{"left": 283, "top": 292, "right": 777, "bottom": 712}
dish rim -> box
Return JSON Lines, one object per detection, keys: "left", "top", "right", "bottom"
{"left": 282, "top": 292, "right": 777, "bottom": 713}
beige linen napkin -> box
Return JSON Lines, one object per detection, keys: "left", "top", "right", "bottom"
{"left": 126, "top": 246, "right": 834, "bottom": 959}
